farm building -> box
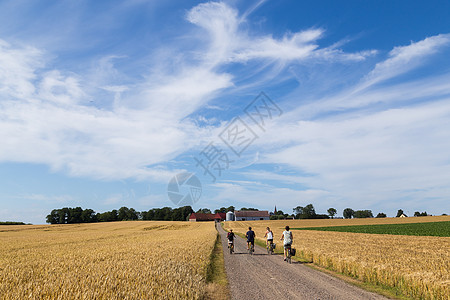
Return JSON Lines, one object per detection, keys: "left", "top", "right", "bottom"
{"left": 188, "top": 212, "right": 226, "bottom": 222}
{"left": 234, "top": 210, "right": 270, "bottom": 221}
{"left": 215, "top": 213, "right": 226, "bottom": 221}
{"left": 226, "top": 211, "right": 235, "bottom": 221}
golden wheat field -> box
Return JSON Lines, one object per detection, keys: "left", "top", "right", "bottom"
{"left": 224, "top": 216, "right": 450, "bottom": 300}
{"left": 0, "top": 221, "right": 217, "bottom": 299}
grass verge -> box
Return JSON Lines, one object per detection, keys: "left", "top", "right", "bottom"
{"left": 204, "top": 231, "right": 229, "bottom": 300}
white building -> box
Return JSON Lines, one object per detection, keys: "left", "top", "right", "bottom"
{"left": 226, "top": 211, "right": 235, "bottom": 221}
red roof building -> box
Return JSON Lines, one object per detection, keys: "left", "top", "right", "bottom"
{"left": 214, "top": 213, "right": 226, "bottom": 221}
{"left": 189, "top": 212, "right": 227, "bottom": 222}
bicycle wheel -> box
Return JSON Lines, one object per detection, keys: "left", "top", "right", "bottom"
{"left": 230, "top": 245, "right": 233, "bottom": 254}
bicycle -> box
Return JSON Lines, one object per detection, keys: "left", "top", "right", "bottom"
{"left": 267, "top": 241, "right": 275, "bottom": 255}
{"left": 248, "top": 243, "right": 254, "bottom": 255}
{"left": 285, "top": 244, "right": 292, "bottom": 264}
{"left": 228, "top": 241, "right": 234, "bottom": 254}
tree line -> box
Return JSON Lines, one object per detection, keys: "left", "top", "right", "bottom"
{"left": 46, "top": 205, "right": 439, "bottom": 224}
{"left": 274, "top": 204, "right": 411, "bottom": 220}
{"left": 46, "top": 205, "right": 258, "bottom": 224}
{"left": 0, "top": 221, "right": 27, "bottom": 225}
{"left": 46, "top": 206, "right": 194, "bottom": 224}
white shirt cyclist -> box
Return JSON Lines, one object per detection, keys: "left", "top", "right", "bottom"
{"left": 283, "top": 230, "right": 292, "bottom": 245}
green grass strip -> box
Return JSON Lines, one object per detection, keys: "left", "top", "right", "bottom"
{"left": 205, "top": 232, "right": 230, "bottom": 300}
{"left": 292, "top": 221, "right": 450, "bottom": 237}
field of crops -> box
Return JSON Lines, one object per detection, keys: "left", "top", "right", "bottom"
{"left": 224, "top": 216, "right": 450, "bottom": 300}
{"left": 293, "top": 221, "right": 450, "bottom": 236}
{"left": 0, "top": 221, "right": 217, "bottom": 299}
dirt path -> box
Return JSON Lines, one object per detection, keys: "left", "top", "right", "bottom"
{"left": 217, "top": 223, "right": 388, "bottom": 300}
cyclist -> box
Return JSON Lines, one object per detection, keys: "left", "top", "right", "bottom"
{"left": 246, "top": 226, "right": 256, "bottom": 251}
{"left": 280, "top": 225, "right": 293, "bottom": 261}
{"left": 264, "top": 227, "right": 274, "bottom": 248}
{"left": 227, "top": 229, "right": 235, "bottom": 249}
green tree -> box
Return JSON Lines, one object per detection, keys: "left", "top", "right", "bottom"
{"left": 226, "top": 206, "right": 235, "bottom": 212}
{"left": 67, "top": 207, "right": 83, "bottom": 223}
{"left": 396, "top": 209, "right": 404, "bottom": 217}
{"left": 181, "top": 206, "right": 194, "bottom": 221}
{"left": 293, "top": 204, "right": 316, "bottom": 219}
{"left": 110, "top": 210, "right": 118, "bottom": 221}
{"left": 276, "top": 210, "right": 284, "bottom": 215}
{"left": 343, "top": 208, "right": 354, "bottom": 219}
{"left": 214, "top": 207, "right": 227, "bottom": 213}
{"left": 376, "top": 212, "right": 387, "bottom": 218}
{"left": 239, "top": 207, "right": 258, "bottom": 211}
{"left": 327, "top": 208, "right": 337, "bottom": 219}
{"left": 170, "top": 206, "right": 193, "bottom": 221}
{"left": 46, "top": 209, "right": 59, "bottom": 224}
{"left": 58, "top": 208, "right": 68, "bottom": 224}
{"left": 414, "top": 211, "right": 428, "bottom": 217}
{"left": 196, "top": 208, "right": 211, "bottom": 214}
{"left": 128, "top": 208, "right": 139, "bottom": 220}
{"left": 354, "top": 210, "right": 373, "bottom": 218}
{"left": 81, "top": 209, "right": 97, "bottom": 223}
{"left": 118, "top": 207, "right": 129, "bottom": 221}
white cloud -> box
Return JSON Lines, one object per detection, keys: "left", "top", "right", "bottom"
{"left": 0, "top": 1, "right": 373, "bottom": 182}
{"left": 0, "top": 39, "right": 42, "bottom": 99}
{"left": 282, "top": 34, "right": 450, "bottom": 119}
{"left": 38, "top": 70, "right": 85, "bottom": 105}
{"left": 358, "top": 34, "right": 450, "bottom": 90}
{"left": 186, "top": 2, "right": 373, "bottom": 66}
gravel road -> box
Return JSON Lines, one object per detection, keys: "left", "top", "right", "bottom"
{"left": 217, "top": 223, "right": 388, "bottom": 300}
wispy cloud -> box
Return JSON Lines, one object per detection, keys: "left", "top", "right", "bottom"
{"left": 187, "top": 2, "right": 373, "bottom": 66}
{"left": 356, "top": 33, "right": 450, "bottom": 92}
{"left": 0, "top": 1, "right": 373, "bottom": 182}
{"left": 0, "top": 40, "right": 43, "bottom": 99}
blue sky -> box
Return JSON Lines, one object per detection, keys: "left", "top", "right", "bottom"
{"left": 1, "top": 0, "right": 450, "bottom": 224}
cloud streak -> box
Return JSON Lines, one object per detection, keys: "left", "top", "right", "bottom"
{"left": 0, "top": 1, "right": 375, "bottom": 182}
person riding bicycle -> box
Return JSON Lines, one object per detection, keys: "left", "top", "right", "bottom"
{"left": 264, "top": 227, "right": 274, "bottom": 248}
{"left": 246, "top": 226, "right": 256, "bottom": 251}
{"left": 227, "top": 229, "right": 235, "bottom": 248}
{"left": 280, "top": 225, "right": 293, "bottom": 261}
